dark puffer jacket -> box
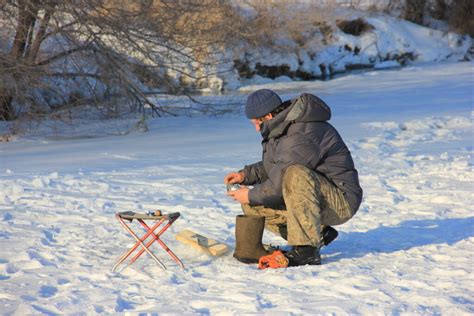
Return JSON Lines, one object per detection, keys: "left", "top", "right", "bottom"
{"left": 242, "top": 93, "right": 363, "bottom": 214}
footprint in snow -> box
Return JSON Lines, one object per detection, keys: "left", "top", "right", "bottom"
{"left": 27, "top": 250, "right": 57, "bottom": 267}
{"left": 39, "top": 285, "right": 58, "bottom": 298}
{"left": 41, "top": 227, "right": 60, "bottom": 246}
{"left": 3, "top": 212, "right": 13, "bottom": 222}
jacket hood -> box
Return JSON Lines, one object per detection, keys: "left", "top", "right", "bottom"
{"left": 285, "top": 93, "right": 331, "bottom": 123}
{"left": 260, "top": 93, "right": 331, "bottom": 140}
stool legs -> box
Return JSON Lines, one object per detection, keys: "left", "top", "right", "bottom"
{"left": 130, "top": 219, "right": 184, "bottom": 269}
{"left": 112, "top": 213, "right": 184, "bottom": 272}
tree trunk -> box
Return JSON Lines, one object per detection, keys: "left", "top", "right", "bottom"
{"left": 11, "top": 0, "right": 39, "bottom": 60}
{"left": 0, "top": 92, "right": 14, "bottom": 121}
{"left": 27, "top": 3, "right": 56, "bottom": 63}
{"left": 3, "top": 0, "right": 40, "bottom": 121}
{"left": 404, "top": 0, "right": 427, "bottom": 25}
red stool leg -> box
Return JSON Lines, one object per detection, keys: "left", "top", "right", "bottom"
{"left": 112, "top": 216, "right": 167, "bottom": 272}
{"left": 127, "top": 219, "right": 165, "bottom": 265}
{"left": 130, "top": 218, "right": 184, "bottom": 269}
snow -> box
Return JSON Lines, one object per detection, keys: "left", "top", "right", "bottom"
{"left": 373, "top": 60, "right": 401, "bottom": 69}
{"left": 1, "top": 61, "right": 473, "bottom": 314}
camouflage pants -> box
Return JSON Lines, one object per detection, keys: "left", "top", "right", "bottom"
{"left": 241, "top": 165, "right": 353, "bottom": 247}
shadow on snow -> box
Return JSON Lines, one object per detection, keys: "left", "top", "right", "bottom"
{"left": 324, "top": 216, "right": 474, "bottom": 261}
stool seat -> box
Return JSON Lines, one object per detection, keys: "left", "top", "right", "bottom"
{"left": 117, "top": 211, "right": 180, "bottom": 221}
{"left": 112, "top": 210, "right": 184, "bottom": 272}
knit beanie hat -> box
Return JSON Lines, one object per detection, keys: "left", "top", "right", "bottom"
{"left": 245, "top": 89, "right": 282, "bottom": 119}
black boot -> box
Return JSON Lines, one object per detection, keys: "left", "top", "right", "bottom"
{"left": 233, "top": 215, "right": 270, "bottom": 264}
{"left": 322, "top": 226, "right": 338, "bottom": 247}
{"left": 285, "top": 246, "right": 321, "bottom": 266}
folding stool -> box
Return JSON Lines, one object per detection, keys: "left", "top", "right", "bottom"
{"left": 112, "top": 211, "right": 184, "bottom": 272}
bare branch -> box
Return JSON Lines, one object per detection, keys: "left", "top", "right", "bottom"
{"left": 35, "top": 44, "right": 97, "bottom": 66}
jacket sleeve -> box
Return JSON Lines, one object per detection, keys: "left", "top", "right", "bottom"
{"left": 241, "top": 161, "right": 267, "bottom": 185}
{"left": 248, "top": 135, "right": 322, "bottom": 208}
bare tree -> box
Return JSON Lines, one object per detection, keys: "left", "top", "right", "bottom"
{"left": 0, "top": 0, "right": 247, "bottom": 121}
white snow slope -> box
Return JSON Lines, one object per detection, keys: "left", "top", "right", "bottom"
{"left": 1, "top": 62, "right": 473, "bottom": 315}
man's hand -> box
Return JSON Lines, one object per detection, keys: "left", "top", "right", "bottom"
{"left": 226, "top": 186, "right": 250, "bottom": 204}
{"left": 224, "top": 171, "right": 245, "bottom": 184}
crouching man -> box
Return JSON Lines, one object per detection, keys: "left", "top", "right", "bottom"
{"left": 225, "top": 89, "right": 362, "bottom": 269}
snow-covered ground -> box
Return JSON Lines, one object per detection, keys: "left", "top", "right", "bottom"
{"left": 0, "top": 62, "right": 473, "bottom": 315}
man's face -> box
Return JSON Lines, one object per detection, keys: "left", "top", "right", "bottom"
{"left": 250, "top": 113, "right": 273, "bottom": 132}
{"left": 250, "top": 118, "right": 264, "bottom": 132}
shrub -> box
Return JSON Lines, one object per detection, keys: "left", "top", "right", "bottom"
{"left": 336, "top": 18, "right": 374, "bottom": 36}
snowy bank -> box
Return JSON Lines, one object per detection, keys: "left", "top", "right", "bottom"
{"left": 225, "top": 13, "right": 471, "bottom": 91}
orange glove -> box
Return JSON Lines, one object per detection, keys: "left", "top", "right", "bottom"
{"left": 258, "top": 251, "right": 289, "bottom": 269}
